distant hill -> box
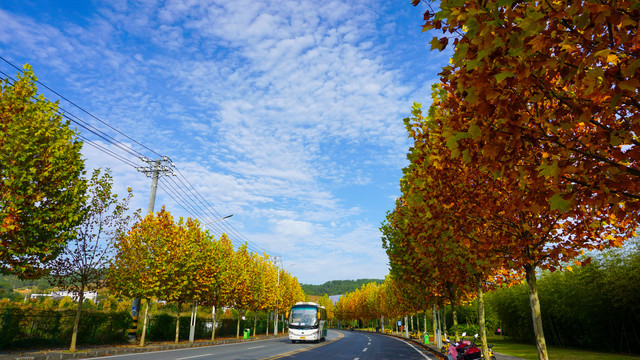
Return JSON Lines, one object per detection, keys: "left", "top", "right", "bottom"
{"left": 301, "top": 279, "right": 384, "bottom": 296}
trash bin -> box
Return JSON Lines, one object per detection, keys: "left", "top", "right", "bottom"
{"left": 424, "top": 334, "right": 430, "bottom": 344}
{"left": 243, "top": 328, "right": 250, "bottom": 339}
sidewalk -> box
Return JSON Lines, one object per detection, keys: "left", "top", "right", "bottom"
{"left": 0, "top": 334, "right": 288, "bottom": 360}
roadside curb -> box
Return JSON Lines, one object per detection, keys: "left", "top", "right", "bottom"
{"left": 0, "top": 334, "right": 288, "bottom": 360}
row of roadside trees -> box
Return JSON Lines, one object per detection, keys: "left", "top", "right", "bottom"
{"left": 333, "top": 276, "right": 436, "bottom": 335}
{"left": 0, "top": 65, "right": 305, "bottom": 351}
{"left": 108, "top": 207, "right": 306, "bottom": 346}
{"left": 376, "top": 1, "right": 639, "bottom": 360}
{"left": 336, "top": 240, "right": 640, "bottom": 355}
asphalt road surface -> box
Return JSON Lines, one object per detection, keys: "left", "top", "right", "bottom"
{"left": 85, "top": 330, "right": 435, "bottom": 360}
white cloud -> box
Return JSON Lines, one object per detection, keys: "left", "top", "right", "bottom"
{"left": 0, "top": 0, "right": 442, "bottom": 284}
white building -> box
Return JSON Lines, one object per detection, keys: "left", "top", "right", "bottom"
{"left": 30, "top": 290, "right": 98, "bottom": 302}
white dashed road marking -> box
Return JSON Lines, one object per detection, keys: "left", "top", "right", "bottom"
{"left": 176, "top": 354, "right": 213, "bottom": 360}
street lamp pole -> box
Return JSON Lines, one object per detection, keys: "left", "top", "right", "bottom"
{"left": 274, "top": 257, "right": 280, "bottom": 336}
{"left": 203, "top": 214, "right": 233, "bottom": 228}
{"left": 274, "top": 260, "right": 294, "bottom": 336}
{"left": 199, "top": 213, "right": 233, "bottom": 342}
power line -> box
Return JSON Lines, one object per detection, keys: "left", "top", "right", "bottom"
{"left": 1, "top": 56, "right": 274, "bottom": 256}
{"left": 161, "top": 175, "right": 267, "bottom": 254}
{"left": 158, "top": 179, "right": 260, "bottom": 252}
{"left": 172, "top": 168, "right": 276, "bottom": 256}
{"left": 78, "top": 135, "right": 140, "bottom": 169}
{"left": 61, "top": 109, "right": 145, "bottom": 159}
{"left": 0, "top": 68, "right": 145, "bottom": 170}
{"left": 0, "top": 55, "right": 162, "bottom": 159}
{"left": 161, "top": 181, "right": 259, "bottom": 253}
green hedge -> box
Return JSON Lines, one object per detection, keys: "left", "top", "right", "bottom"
{"left": 0, "top": 305, "right": 283, "bottom": 350}
{"left": 485, "top": 243, "right": 640, "bottom": 354}
{"left": 430, "top": 243, "right": 640, "bottom": 355}
{"left": 0, "top": 307, "right": 130, "bottom": 349}
{"left": 144, "top": 314, "right": 274, "bottom": 341}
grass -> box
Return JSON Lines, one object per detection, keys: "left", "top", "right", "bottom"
{"left": 487, "top": 335, "right": 640, "bottom": 360}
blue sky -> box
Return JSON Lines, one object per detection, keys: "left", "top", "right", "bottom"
{"left": 0, "top": 0, "right": 450, "bottom": 284}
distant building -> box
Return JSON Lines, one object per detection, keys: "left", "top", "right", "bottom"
{"left": 328, "top": 295, "right": 342, "bottom": 304}
{"left": 30, "top": 291, "right": 97, "bottom": 302}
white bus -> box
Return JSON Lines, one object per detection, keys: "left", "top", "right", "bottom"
{"left": 287, "top": 302, "right": 327, "bottom": 343}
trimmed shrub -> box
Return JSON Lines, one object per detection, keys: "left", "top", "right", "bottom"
{"left": 0, "top": 304, "right": 130, "bottom": 350}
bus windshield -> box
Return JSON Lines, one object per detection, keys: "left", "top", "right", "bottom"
{"left": 289, "top": 306, "right": 318, "bottom": 329}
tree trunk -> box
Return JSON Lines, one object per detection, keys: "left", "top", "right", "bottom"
{"left": 69, "top": 288, "right": 84, "bottom": 352}
{"left": 424, "top": 309, "right": 428, "bottom": 336}
{"left": 525, "top": 264, "right": 549, "bottom": 360}
{"left": 404, "top": 315, "right": 409, "bottom": 338}
{"left": 266, "top": 312, "right": 269, "bottom": 336}
{"left": 273, "top": 308, "right": 278, "bottom": 335}
{"left": 433, "top": 304, "right": 438, "bottom": 346}
{"left": 236, "top": 310, "right": 242, "bottom": 338}
{"left": 253, "top": 312, "right": 257, "bottom": 338}
{"left": 189, "top": 301, "right": 197, "bottom": 344}
{"left": 211, "top": 305, "right": 217, "bottom": 340}
{"left": 452, "top": 302, "right": 459, "bottom": 341}
{"left": 449, "top": 286, "right": 459, "bottom": 342}
{"left": 175, "top": 303, "right": 181, "bottom": 343}
{"left": 140, "top": 300, "right": 150, "bottom": 346}
{"left": 476, "top": 274, "right": 490, "bottom": 360}
{"left": 441, "top": 299, "right": 448, "bottom": 338}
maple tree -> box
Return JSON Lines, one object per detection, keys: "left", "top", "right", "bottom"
{"left": 419, "top": 0, "right": 640, "bottom": 210}
{"left": 397, "top": 95, "right": 633, "bottom": 359}
{"left": 246, "top": 254, "right": 278, "bottom": 336}
{"left": 382, "top": 197, "right": 475, "bottom": 342}
{"left": 334, "top": 276, "right": 428, "bottom": 333}
{"left": 1, "top": 65, "right": 87, "bottom": 278}
{"left": 316, "top": 294, "right": 335, "bottom": 325}
{"left": 229, "top": 243, "right": 252, "bottom": 338}
{"left": 278, "top": 270, "right": 305, "bottom": 313}
{"left": 108, "top": 209, "right": 172, "bottom": 344}
{"left": 395, "top": 97, "right": 522, "bottom": 351}
{"left": 109, "top": 207, "right": 306, "bottom": 342}
{"left": 276, "top": 269, "right": 305, "bottom": 332}
{"left": 155, "top": 215, "right": 208, "bottom": 343}
{"left": 377, "top": 277, "right": 406, "bottom": 329}
{"left": 198, "top": 233, "right": 236, "bottom": 340}
{"left": 407, "top": 2, "right": 639, "bottom": 357}
{"left": 108, "top": 208, "right": 207, "bottom": 343}
{"left": 49, "top": 168, "right": 135, "bottom": 351}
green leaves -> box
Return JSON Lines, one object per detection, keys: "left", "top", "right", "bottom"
{"left": 494, "top": 71, "right": 516, "bottom": 82}
{"left": 1, "top": 64, "right": 87, "bottom": 278}
{"left": 549, "top": 194, "right": 571, "bottom": 211}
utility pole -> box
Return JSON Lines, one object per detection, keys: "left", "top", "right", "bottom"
{"left": 128, "top": 156, "right": 175, "bottom": 341}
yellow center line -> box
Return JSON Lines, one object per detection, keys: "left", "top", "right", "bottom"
{"left": 258, "top": 331, "right": 344, "bottom": 360}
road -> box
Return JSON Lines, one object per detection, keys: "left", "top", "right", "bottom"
{"left": 85, "top": 330, "right": 435, "bottom": 360}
